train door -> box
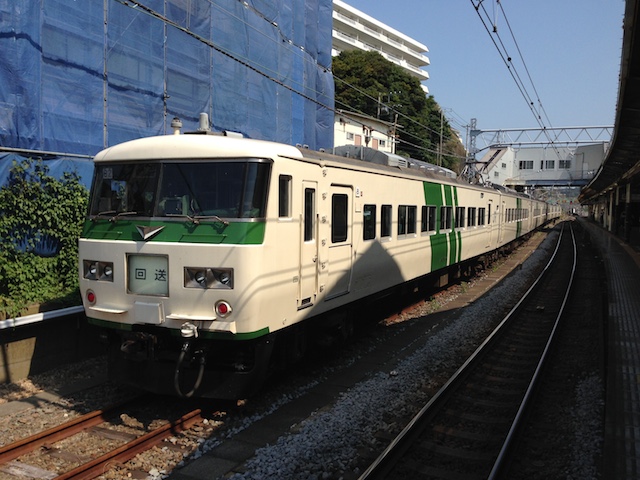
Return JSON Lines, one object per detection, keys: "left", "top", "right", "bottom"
{"left": 486, "top": 200, "right": 494, "bottom": 248}
{"left": 298, "top": 181, "right": 318, "bottom": 309}
{"left": 326, "top": 185, "right": 353, "bottom": 299}
{"left": 498, "top": 200, "right": 506, "bottom": 244}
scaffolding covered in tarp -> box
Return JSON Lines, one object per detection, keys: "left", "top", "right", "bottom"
{"left": 0, "top": 0, "right": 334, "bottom": 186}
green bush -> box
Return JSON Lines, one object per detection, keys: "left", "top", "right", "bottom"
{"left": 0, "top": 158, "right": 89, "bottom": 318}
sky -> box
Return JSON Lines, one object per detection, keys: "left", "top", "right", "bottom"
{"left": 341, "top": 0, "right": 625, "bottom": 137}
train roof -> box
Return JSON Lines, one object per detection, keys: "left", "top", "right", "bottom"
{"left": 92, "top": 133, "right": 304, "bottom": 163}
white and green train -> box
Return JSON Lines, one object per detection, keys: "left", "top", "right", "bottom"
{"left": 79, "top": 124, "right": 560, "bottom": 398}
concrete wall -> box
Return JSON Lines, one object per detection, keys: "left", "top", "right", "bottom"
{"left": 0, "top": 314, "right": 104, "bottom": 383}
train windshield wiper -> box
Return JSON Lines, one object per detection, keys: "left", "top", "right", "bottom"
{"left": 166, "top": 213, "right": 229, "bottom": 226}
{"left": 110, "top": 211, "right": 137, "bottom": 222}
{"left": 91, "top": 210, "right": 116, "bottom": 222}
{"left": 194, "top": 214, "right": 229, "bottom": 226}
{"left": 91, "top": 210, "right": 137, "bottom": 223}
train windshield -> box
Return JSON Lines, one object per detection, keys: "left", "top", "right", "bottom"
{"left": 89, "top": 160, "right": 271, "bottom": 219}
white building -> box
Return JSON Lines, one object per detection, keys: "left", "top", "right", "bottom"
{"left": 332, "top": 0, "right": 430, "bottom": 93}
{"left": 334, "top": 110, "right": 397, "bottom": 153}
{"left": 478, "top": 143, "right": 607, "bottom": 191}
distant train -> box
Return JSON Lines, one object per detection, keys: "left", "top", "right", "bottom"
{"left": 79, "top": 118, "right": 561, "bottom": 398}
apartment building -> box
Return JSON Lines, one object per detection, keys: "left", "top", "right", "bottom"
{"left": 332, "top": 0, "right": 430, "bottom": 92}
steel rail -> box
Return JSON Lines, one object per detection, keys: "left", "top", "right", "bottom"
{"left": 0, "top": 397, "right": 139, "bottom": 465}
{"left": 487, "top": 222, "right": 577, "bottom": 478}
{"left": 0, "top": 395, "right": 204, "bottom": 480}
{"left": 358, "top": 223, "right": 571, "bottom": 480}
{"left": 55, "top": 409, "right": 203, "bottom": 480}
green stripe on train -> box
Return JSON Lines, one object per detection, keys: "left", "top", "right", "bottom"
{"left": 81, "top": 219, "right": 266, "bottom": 244}
{"left": 424, "top": 182, "right": 460, "bottom": 272}
{"left": 451, "top": 185, "right": 462, "bottom": 265}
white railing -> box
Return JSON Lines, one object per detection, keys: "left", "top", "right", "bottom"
{"left": 0, "top": 305, "right": 85, "bottom": 329}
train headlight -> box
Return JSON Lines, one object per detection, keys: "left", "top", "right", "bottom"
{"left": 184, "top": 267, "right": 233, "bottom": 289}
{"left": 83, "top": 260, "right": 114, "bottom": 282}
{"left": 215, "top": 300, "right": 232, "bottom": 318}
{"left": 194, "top": 270, "right": 207, "bottom": 286}
{"left": 218, "top": 271, "right": 231, "bottom": 286}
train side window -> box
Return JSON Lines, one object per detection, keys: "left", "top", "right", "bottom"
{"left": 331, "top": 193, "right": 348, "bottom": 243}
{"left": 421, "top": 206, "right": 428, "bottom": 232}
{"left": 429, "top": 206, "right": 437, "bottom": 231}
{"left": 468, "top": 207, "right": 476, "bottom": 227}
{"left": 478, "top": 207, "right": 486, "bottom": 226}
{"left": 440, "top": 206, "right": 452, "bottom": 231}
{"left": 381, "top": 204, "right": 392, "bottom": 238}
{"left": 397, "top": 205, "right": 416, "bottom": 236}
{"left": 279, "top": 175, "right": 292, "bottom": 217}
{"left": 455, "top": 206, "right": 465, "bottom": 228}
{"left": 422, "top": 205, "right": 436, "bottom": 232}
{"left": 398, "top": 206, "right": 407, "bottom": 235}
{"left": 488, "top": 206, "right": 491, "bottom": 224}
{"left": 407, "top": 206, "right": 416, "bottom": 234}
{"left": 363, "top": 204, "right": 376, "bottom": 240}
{"left": 304, "top": 188, "right": 315, "bottom": 241}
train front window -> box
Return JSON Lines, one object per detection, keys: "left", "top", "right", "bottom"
{"left": 90, "top": 164, "right": 159, "bottom": 217}
{"left": 89, "top": 161, "right": 271, "bottom": 219}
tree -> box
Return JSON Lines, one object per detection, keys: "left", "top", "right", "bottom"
{"left": 333, "top": 50, "right": 462, "bottom": 170}
{"left": 0, "top": 158, "right": 88, "bottom": 318}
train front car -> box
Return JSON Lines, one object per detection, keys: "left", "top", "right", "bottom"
{"left": 79, "top": 133, "right": 302, "bottom": 399}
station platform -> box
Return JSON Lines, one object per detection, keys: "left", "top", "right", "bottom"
{"left": 579, "top": 217, "right": 640, "bottom": 479}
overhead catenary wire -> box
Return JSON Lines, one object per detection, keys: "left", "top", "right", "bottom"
{"left": 470, "top": 0, "right": 563, "bottom": 159}
{"left": 496, "top": 1, "right": 555, "bottom": 129}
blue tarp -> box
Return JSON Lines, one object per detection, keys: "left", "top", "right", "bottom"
{"left": 0, "top": 153, "right": 94, "bottom": 189}
{"left": 0, "top": 0, "right": 334, "bottom": 187}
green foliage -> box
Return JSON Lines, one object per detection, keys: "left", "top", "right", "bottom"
{"left": 333, "top": 50, "right": 461, "bottom": 170}
{"left": 0, "top": 158, "right": 88, "bottom": 318}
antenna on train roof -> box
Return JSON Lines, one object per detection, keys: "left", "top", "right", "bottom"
{"left": 171, "top": 117, "right": 182, "bottom": 135}
{"left": 197, "top": 112, "right": 211, "bottom": 133}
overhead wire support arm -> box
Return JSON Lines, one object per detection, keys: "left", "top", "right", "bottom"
{"left": 471, "top": 126, "right": 614, "bottom": 153}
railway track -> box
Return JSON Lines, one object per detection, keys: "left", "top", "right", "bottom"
{"left": 360, "top": 222, "right": 577, "bottom": 480}
{"left": 0, "top": 396, "right": 207, "bottom": 479}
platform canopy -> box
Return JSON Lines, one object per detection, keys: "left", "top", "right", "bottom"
{"left": 580, "top": 0, "right": 640, "bottom": 202}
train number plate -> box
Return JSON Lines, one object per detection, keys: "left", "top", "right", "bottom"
{"left": 127, "top": 254, "right": 169, "bottom": 296}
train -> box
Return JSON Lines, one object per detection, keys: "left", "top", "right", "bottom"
{"left": 78, "top": 117, "right": 561, "bottom": 399}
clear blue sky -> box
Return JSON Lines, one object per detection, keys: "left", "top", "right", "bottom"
{"left": 341, "top": 0, "right": 625, "bottom": 135}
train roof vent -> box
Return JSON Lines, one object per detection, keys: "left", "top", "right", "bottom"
{"left": 334, "top": 145, "right": 456, "bottom": 178}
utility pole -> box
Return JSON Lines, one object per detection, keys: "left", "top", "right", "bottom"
{"left": 438, "top": 108, "right": 444, "bottom": 166}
